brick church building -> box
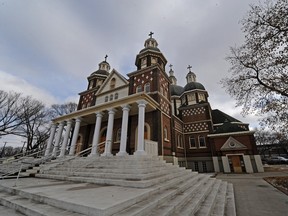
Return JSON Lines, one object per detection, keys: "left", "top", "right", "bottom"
{"left": 45, "top": 34, "right": 264, "bottom": 173}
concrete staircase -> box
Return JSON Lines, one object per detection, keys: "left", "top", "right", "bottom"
{"left": 0, "top": 155, "right": 236, "bottom": 216}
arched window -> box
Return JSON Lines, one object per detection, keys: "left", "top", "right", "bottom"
{"left": 116, "top": 128, "right": 121, "bottom": 142}
{"left": 105, "top": 96, "right": 108, "bottom": 102}
{"left": 144, "top": 82, "right": 150, "bottom": 93}
{"left": 100, "top": 128, "right": 107, "bottom": 143}
{"left": 110, "top": 78, "right": 116, "bottom": 89}
{"left": 114, "top": 92, "right": 118, "bottom": 100}
{"left": 164, "top": 127, "right": 168, "bottom": 141}
{"left": 136, "top": 85, "right": 142, "bottom": 93}
{"left": 110, "top": 94, "right": 113, "bottom": 101}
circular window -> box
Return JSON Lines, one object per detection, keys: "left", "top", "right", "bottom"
{"left": 229, "top": 142, "right": 236, "bottom": 148}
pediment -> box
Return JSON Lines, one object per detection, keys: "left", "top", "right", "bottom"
{"left": 220, "top": 136, "right": 247, "bottom": 151}
{"left": 97, "top": 69, "right": 129, "bottom": 95}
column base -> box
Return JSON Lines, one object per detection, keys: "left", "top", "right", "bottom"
{"left": 134, "top": 150, "right": 147, "bottom": 156}
{"left": 116, "top": 151, "right": 128, "bottom": 156}
{"left": 88, "top": 153, "right": 100, "bottom": 157}
{"left": 101, "top": 152, "right": 113, "bottom": 157}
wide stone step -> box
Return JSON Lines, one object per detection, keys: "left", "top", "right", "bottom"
{"left": 0, "top": 191, "right": 85, "bottom": 216}
{"left": 53, "top": 161, "right": 170, "bottom": 171}
{"left": 209, "top": 181, "right": 228, "bottom": 216}
{"left": 37, "top": 168, "right": 193, "bottom": 188}
{"left": 42, "top": 165, "right": 185, "bottom": 181}
{"left": 0, "top": 204, "right": 25, "bottom": 216}
{"left": 49, "top": 164, "right": 182, "bottom": 175}
{"left": 222, "top": 183, "right": 236, "bottom": 216}
{"left": 173, "top": 177, "right": 217, "bottom": 215}
{"left": 195, "top": 179, "right": 223, "bottom": 216}
{"left": 114, "top": 173, "right": 206, "bottom": 216}
{"left": 149, "top": 175, "right": 213, "bottom": 216}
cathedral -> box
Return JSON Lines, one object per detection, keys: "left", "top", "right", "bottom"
{"left": 45, "top": 34, "right": 264, "bottom": 173}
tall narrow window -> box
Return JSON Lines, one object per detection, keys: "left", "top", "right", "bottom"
{"left": 105, "top": 96, "right": 108, "bottom": 102}
{"left": 189, "top": 136, "right": 196, "bottom": 148}
{"left": 198, "top": 93, "right": 206, "bottom": 102}
{"left": 164, "top": 127, "right": 168, "bottom": 141}
{"left": 199, "top": 135, "right": 206, "bottom": 148}
{"left": 110, "top": 94, "right": 113, "bottom": 101}
{"left": 110, "top": 78, "right": 116, "bottom": 89}
{"left": 141, "top": 58, "right": 147, "bottom": 68}
{"left": 144, "top": 82, "right": 150, "bottom": 93}
{"left": 114, "top": 92, "right": 118, "bottom": 100}
{"left": 136, "top": 85, "right": 142, "bottom": 93}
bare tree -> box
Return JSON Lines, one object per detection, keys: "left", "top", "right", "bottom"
{"left": 0, "top": 90, "right": 24, "bottom": 137}
{"left": 16, "top": 96, "right": 50, "bottom": 150}
{"left": 222, "top": 0, "right": 288, "bottom": 133}
{"left": 49, "top": 102, "right": 77, "bottom": 119}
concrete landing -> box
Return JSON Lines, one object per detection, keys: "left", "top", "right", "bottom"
{"left": 0, "top": 178, "right": 153, "bottom": 215}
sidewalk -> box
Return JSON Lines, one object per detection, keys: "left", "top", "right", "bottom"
{"left": 216, "top": 170, "right": 288, "bottom": 216}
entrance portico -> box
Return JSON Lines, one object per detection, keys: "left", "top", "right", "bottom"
{"left": 45, "top": 93, "right": 159, "bottom": 157}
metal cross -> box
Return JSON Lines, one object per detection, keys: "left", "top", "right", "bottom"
{"left": 149, "top": 31, "right": 154, "bottom": 38}
{"left": 187, "top": 65, "right": 192, "bottom": 71}
{"left": 104, "top": 55, "right": 108, "bottom": 61}
{"left": 169, "top": 64, "right": 173, "bottom": 70}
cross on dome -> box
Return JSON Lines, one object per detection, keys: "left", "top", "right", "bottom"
{"left": 169, "top": 64, "right": 173, "bottom": 70}
{"left": 187, "top": 65, "right": 192, "bottom": 72}
{"left": 149, "top": 31, "right": 154, "bottom": 38}
{"left": 104, "top": 55, "right": 108, "bottom": 62}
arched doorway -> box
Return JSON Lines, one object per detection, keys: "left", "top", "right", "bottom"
{"left": 98, "top": 127, "right": 107, "bottom": 154}
{"left": 75, "top": 135, "right": 83, "bottom": 154}
{"left": 135, "top": 123, "right": 151, "bottom": 151}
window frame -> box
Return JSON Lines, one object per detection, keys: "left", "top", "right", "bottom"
{"left": 189, "top": 136, "right": 197, "bottom": 149}
{"left": 198, "top": 135, "right": 206, "bottom": 148}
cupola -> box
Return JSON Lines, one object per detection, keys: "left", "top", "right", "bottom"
{"left": 135, "top": 32, "right": 167, "bottom": 70}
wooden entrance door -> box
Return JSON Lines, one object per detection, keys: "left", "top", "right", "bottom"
{"left": 230, "top": 155, "right": 243, "bottom": 173}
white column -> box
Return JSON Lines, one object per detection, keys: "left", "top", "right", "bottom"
{"left": 222, "top": 156, "right": 231, "bottom": 173}
{"left": 243, "top": 155, "right": 254, "bottom": 173}
{"left": 116, "top": 105, "right": 131, "bottom": 156}
{"left": 45, "top": 123, "right": 57, "bottom": 156}
{"left": 59, "top": 120, "right": 72, "bottom": 157}
{"left": 89, "top": 112, "right": 103, "bottom": 157}
{"left": 212, "top": 156, "right": 220, "bottom": 172}
{"left": 134, "top": 100, "right": 148, "bottom": 156}
{"left": 101, "top": 108, "right": 116, "bottom": 157}
{"left": 69, "top": 117, "right": 82, "bottom": 156}
{"left": 254, "top": 155, "right": 264, "bottom": 173}
{"left": 52, "top": 121, "right": 65, "bottom": 157}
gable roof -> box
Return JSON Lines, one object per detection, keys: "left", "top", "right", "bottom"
{"left": 220, "top": 136, "right": 248, "bottom": 151}
{"left": 211, "top": 109, "right": 241, "bottom": 124}
{"left": 96, "top": 69, "right": 129, "bottom": 95}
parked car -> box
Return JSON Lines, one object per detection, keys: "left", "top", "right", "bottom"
{"left": 266, "top": 156, "right": 288, "bottom": 164}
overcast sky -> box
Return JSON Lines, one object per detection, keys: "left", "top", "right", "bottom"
{"left": 0, "top": 0, "right": 262, "bottom": 146}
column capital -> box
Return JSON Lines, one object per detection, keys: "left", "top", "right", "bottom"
{"left": 137, "top": 100, "right": 148, "bottom": 107}
{"left": 66, "top": 119, "right": 73, "bottom": 125}
{"left": 121, "top": 104, "right": 131, "bottom": 111}
{"left": 50, "top": 122, "right": 57, "bottom": 128}
{"left": 74, "top": 117, "right": 83, "bottom": 122}
{"left": 95, "top": 112, "right": 104, "bottom": 117}
{"left": 58, "top": 121, "right": 65, "bottom": 126}
{"left": 107, "top": 108, "right": 117, "bottom": 114}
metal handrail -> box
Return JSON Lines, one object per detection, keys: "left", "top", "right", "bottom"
{"left": 0, "top": 149, "right": 56, "bottom": 180}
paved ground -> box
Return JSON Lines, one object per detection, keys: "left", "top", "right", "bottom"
{"left": 216, "top": 169, "right": 288, "bottom": 216}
